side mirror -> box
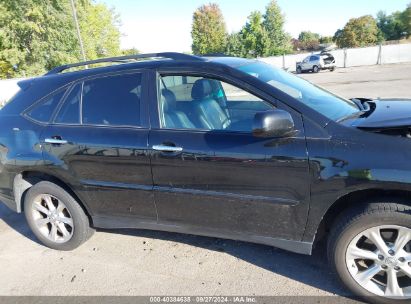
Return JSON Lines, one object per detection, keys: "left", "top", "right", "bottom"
{"left": 252, "top": 109, "right": 295, "bottom": 138}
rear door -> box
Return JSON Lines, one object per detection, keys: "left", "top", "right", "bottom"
{"left": 41, "top": 71, "right": 156, "bottom": 223}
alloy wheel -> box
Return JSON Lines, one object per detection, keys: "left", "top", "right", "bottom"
{"left": 31, "top": 194, "right": 74, "bottom": 243}
{"left": 346, "top": 225, "right": 411, "bottom": 299}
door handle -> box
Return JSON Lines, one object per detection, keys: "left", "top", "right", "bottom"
{"left": 45, "top": 138, "right": 68, "bottom": 145}
{"left": 152, "top": 145, "right": 183, "bottom": 152}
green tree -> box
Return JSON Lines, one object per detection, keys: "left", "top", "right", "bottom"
{"left": 78, "top": 2, "right": 121, "bottom": 59}
{"left": 319, "top": 36, "right": 333, "bottom": 44}
{"left": 241, "top": 11, "right": 271, "bottom": 57}
{"left": 0, "top": 0, "right": 79, "bottom": 77}
{"left": 121, "top": 48, "right": 140, "bottom": 56}
{"left": 298, "top": 31, "right": 320, "bottom": 42}
{"left": 334, "top": 15, "right": 380, "bottom": 48}
{"left": 0, "top": 0, "right": 122, "bottom": 78}
{"left": 225, "top": 32, "right": 244, "bottom": 57}
{"left": 297, "top": 31, "right": 320, "bottom": 50}
{"left": 401, "top": 3, "right": 411, "bottom": 38}
{"left": 262, "top": 0, "right": 292, "bottom": 55}
{"left": 376, "top": 11, "right": 407, "bottom": 40}
{"left": 191, "top": 3, "right": 227, "bottom": 55}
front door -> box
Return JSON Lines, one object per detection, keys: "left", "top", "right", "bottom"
{"left": 41, "top": 71, "right": 156, "bottom": 222}
{"left": 149, "top": 73, "right": 310, "bottom": 241}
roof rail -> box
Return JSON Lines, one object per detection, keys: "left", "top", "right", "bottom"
{"left": 45, "top": 52, "right": 204, "bottom": 75}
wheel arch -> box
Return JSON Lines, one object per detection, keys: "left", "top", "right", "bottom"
{"left": 13, "top": 171, "right": 92, "bottom": 222}
{"left": 314, "top": 188, "right": 411, "bottom": 246}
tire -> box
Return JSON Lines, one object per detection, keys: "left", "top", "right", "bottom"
{"left": 328, "top": 201, "right": 411, "bottom": 304}
{"left": 24, "top": 181, "right": 94, "bottom": 251}
{"left": 330, "top": 67, "right": 336, "bottom": 72}
{"left": 313, "top": 65, "right": 319, "bottom": 73}
{"left": 296, "top": 66, "right": 302, "bottom": 74}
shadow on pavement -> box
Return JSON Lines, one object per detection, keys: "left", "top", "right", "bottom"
{"left": 0, "top": 202, "right": 355, "bottom": 299}
{"left": 103, "top": 227, "right": 355, "bottom": 299}
{"left": 0, "top": 203, "right": 37, "bottom": 243}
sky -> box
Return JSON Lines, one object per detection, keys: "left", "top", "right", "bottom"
{"left": 98, "top": 0, "right": 410, "bottom": 53}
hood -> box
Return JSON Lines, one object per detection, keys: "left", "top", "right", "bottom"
{"left": 351, "top": 99, "right": 411, "bottom": 129}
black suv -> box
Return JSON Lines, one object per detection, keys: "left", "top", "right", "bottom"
{"left": 1, "top": 52, "right": 411, "bottom": 303}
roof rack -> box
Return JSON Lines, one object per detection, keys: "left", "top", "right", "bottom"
{"left": 46, "top": 52, "right": 204, "bottom": 75}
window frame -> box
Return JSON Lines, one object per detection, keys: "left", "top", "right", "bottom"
{"left": 48, "top": 69, "right": 149, "bottom": 129}
{"left": 153, "top": 71, "right": 276, "bottom": 134}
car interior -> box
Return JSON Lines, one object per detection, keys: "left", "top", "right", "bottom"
{"left": 159, "top": 75, "right": 272, "bottom": 132}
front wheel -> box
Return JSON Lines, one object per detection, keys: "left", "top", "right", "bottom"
{"left": 328, "top": 202, "right": 411, "bottom": 303}
{"left": 296, "top": 66, "right": 302, "bottom": 74}
{"left": 24, "top": 181, "right": 94, "bottom": 251}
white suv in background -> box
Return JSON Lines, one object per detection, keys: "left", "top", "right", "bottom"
{"left": 296, "top": 52, "right": 336, "bottom": 73}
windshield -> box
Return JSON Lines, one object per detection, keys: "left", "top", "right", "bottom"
{"left": 237, "top": 62, "right": 359, "bottom": 121}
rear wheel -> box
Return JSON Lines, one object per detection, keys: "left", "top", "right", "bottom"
{"left": 313, "top": 65, "right": 319, "bottom": 73}
{"left": 328, "top": 202, "right": 411, "bottom": 303}
{"left": 24, "top": 181, "right": 94, "bottom": 250}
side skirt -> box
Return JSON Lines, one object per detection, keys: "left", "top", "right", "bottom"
{"left": 92, "top": 215, "right": 313, "bottom": 255}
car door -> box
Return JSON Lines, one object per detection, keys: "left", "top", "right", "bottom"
{"left": 309, "top": 56, "right": 318, "bottom": 69}
{"left": 301, "top": 57, "right": 310, "bottom": 70}
{"left": 41, "top": 71, "right": 156, "bottom": 223}
{"left": 148, "top": 72, "right": 310, "bottom": 241}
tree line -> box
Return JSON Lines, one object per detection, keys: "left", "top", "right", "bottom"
{"left": 0, "top": 0, "right": 137, "bottom": 78}
{"left": 191, "top": 1, "right": 411, "bottom": 56}
{"left": 192, "top": 1, "right": 292, "bottom": 58}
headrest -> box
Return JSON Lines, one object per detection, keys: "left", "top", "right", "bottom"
{"left": 191, "top": 79, "right": 213, "bottom": 100}
{"left": 161, "top": 89, "right": 176, "bottom": 112}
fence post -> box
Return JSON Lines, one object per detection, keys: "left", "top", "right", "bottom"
{"left": 343, "top": 48, "right": 347, "bottom": 68}
{"left": 282, "top": 54, "right": 285, "bottom": 70}
{"left": 377, "top": 43, "right": 382, "bottom": 65}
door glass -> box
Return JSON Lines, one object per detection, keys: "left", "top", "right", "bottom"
{"left": 27, "top": 89, "right": 65, "bottom": 123}
{"left": 82, "top": 73, "right": 142, "bottom": 126}
{"left": 55, "top": 83, "right": 81, "bottom": 124}
{"left": 158, "top": 75, "right": 272, "bottom": 132}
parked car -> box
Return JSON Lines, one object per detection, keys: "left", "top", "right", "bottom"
{"left": 296, "top": 52, "right": 336, "bottom": 73}
{"left": 1, "top": 52, "right": 411, "bottom": 303}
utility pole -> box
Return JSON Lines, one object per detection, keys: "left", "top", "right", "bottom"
{"left": 70, "top": 0, "right": 87, "bottom": 62}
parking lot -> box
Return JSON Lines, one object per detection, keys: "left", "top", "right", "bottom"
{"left": 298, "top": 62, "right": 411, "bottom": 99}
{"left": 0, "top": 63, "right": 411, "bottom": 299}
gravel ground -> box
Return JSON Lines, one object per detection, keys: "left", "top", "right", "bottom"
{"left": 1, "top": 63, "right": 410, "bottom": 300}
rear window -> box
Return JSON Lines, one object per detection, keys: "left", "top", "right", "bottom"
{"left": 26, "top": 90, "right": 65, "bottom": 123}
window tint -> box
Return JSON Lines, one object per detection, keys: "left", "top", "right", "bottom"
{"left": 82, "top": 73, "right": 142, "bottom": 126}
{"left": 27, "top": 90, "right": 65, "bottom": 123}
{"left": 55, "top": 83, "right": 81, "bottom": 124}
{"left": 310, "top": 56, "right": 318, "bottom": 61}
{"left": 159, "top": 75, "right": 272, "bottom": 132}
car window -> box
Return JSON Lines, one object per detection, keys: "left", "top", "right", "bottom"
{"left": 26, "top": 90, "right": 65, "bottom": 123}
{"left": 158, "top": 75, "right": 272, "bottom": 132}
{"left": 81, "top": 73, "right": 142, "bottom": 126}
{"left": 237, "top": 62, "right": 359, "bottom": 121}
{"left": 55, "top": 83, "right": 81, "bottom": 124}
{"left": 310, "top": 56, "right": 318, "bottom": 61}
